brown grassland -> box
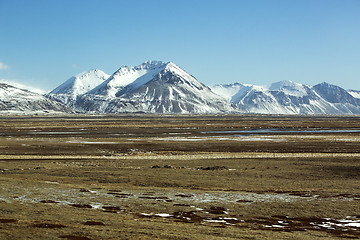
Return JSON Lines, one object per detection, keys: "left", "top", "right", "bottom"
{"left": 0, "top": 114, "right": 360, "bottom": 239}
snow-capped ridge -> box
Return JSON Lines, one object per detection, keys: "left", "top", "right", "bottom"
{"left": 269, "top": 80, "right": 309, "bottom": 97}
{"left": 0, "top": 83, "right": 71, "bottom": 113}
{"left": 136, "top": 60, "right": 167, "bottom": 70}
{"left": 213, "top": 80, "right": 360, "bottom": 115}
{"left": 163, "top": 62, "right": 199, "bottom": 85}
{"left": 50, "top": 69, "right": 109, "bottom": 96}
{"left": 268, "top": 80, "right": 296, "bottom": 90}
{"left": 0, "top": 79, "right": 46, "bottom": 94}
{"left": 88, "top": 61, "right": 169, "bottom": 97}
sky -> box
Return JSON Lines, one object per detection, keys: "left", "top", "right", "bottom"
{"left": 0, "top": 0, "right": 359, "bottom": 91}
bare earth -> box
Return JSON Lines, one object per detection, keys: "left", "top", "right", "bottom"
{"left": 0, "top": 114, "right": 360, "bottom": 239}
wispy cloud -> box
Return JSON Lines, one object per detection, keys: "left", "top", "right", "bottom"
{"left": 71, "top": 64, "right": 79, "bottom": 69}
{"left": 0, "top": 62, "right": 9, "bottom": 70}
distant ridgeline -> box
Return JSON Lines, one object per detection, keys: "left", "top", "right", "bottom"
{"left": 1, "top": 61, "right": 360, "bottom": 114}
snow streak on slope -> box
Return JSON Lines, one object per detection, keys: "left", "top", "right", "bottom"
{"left": 349, "top": 90, "right": 360, "bottom": 99}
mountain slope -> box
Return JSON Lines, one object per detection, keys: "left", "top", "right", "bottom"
{"left": 313, "top": 82, "right": 360, "bottom": 114}
{"left": 313, "top": 82, "right": 360, "bottom": 105}
{"left": 0, "top": 83, "right": 71, "bottom": 113}
{"left": 47, "top": 69, "right": 109, "bottom": 106}
{"left": 76, "top": 61, "right": 235, "bottom": 113}
{"left": 88, "top": 61, "right": 166, "bottom": 98}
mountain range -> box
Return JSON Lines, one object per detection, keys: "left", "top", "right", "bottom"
{"left": 212, "top": 81, "right": 360, "bottom": 114}
{"left": 1, "top": 61, "right": 360, "bottom": 115}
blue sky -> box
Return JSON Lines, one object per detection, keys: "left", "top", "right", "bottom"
{"left": 0, "top": 0, "right": 359, "bottom": 91}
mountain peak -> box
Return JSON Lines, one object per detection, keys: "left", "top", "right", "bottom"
{"left": 268, "top": 80, "right": 309, "bottom": 97}
{"left": 162, "top": 62, "right": 200, "bottom": 86}
{"left": 75, "top": 69, "right": 108, "bottom": 79}
{"left": 164, "top": 61, "right": 179, "bottom": 70}
{"left": 138, "top": 60, "right": 167, "bottom": 69}
{"left": 111, "top": 61, "right": 167, "bottom": 78}
{"left": 269, "top": 80, "right": 296, "bottom": 90}
{"left": 50, "top": 69, "right": 109, "bottom": 96}
{"left": 115, "top": 61, "right": 168, "bottom": 73}
{"left": 88, "top": 61, "right": 171, "bottom": 97}
{"left": 315, "top": 82, "right": 332, "bottom": 87}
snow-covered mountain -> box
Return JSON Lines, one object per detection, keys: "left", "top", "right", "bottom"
{"left": 46, "top": 69, "right": 110, "bottom": 106}
{"left": 212, "top": 80, "right": 360, "bottom": 114}
{"left": 56, "top": 61, "right": 235, "bottom": 113}
{"left": 0, "top": 83, "right": 72, "bottom": 114}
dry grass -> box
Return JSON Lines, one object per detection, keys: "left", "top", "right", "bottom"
{"left": 0, "top": 114, "right": 360, "bottom": 239}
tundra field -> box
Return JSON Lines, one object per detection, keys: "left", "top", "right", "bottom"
{"left": 0, "top": 114, "right": 360, "bottom": 240}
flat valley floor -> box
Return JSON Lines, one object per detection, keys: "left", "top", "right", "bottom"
{"left": 0, "top": 114, "right": 360, "bottom": 239}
